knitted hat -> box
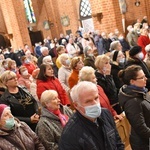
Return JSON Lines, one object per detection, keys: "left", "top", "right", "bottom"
{"left": 0, "top": 104, "right": 9, "bottom": 118}
{"left": 129, "top": 46, "right": 142, "bottom": 57}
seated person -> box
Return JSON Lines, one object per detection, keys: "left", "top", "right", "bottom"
{"left": 0, "top": 71, "right": 40, "bottom": 131}
{"left": 0, "top": 104, "right": 45, "bottom": 149}
{"left": 36, "top": 90, "right": 72, "bottom": 150}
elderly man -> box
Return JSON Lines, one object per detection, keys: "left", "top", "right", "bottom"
{"left": 37, "top": 47, "right": 49, "bottom": 67}
{"left": 59, "top": 81, "right": 124, "bottom": 150}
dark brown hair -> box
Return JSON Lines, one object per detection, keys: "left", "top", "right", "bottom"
{"left": 118, "top": 65, "right": 142, "bottom": 85}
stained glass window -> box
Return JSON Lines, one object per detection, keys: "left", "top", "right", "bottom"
{"left": 23, "top": 0, "right": 36, "bottom": 23}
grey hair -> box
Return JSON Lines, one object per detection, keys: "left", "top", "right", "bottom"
{"left": 70, "top": 81, "right": 98, "bottom": 103}
{"left": 110, "top": 40, "right": 120, "bottom": 51}
{"left": 42, "top": 55, "right": 53, "bottom": 65}
{"left": 40, "top": 46, "right": 48, "bottom": 53}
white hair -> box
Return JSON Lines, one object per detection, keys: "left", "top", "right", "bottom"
{"left": 59, "top": 53, "right": 69, "bottom": 65}
{"left": 70, "top": 81, "right": 98, "bottom": 103}
{"left": 40, "top": 47, "right": 48, "bottom": 53}
{"left": 43, "top": 55, "right": 53, "bottom": 65}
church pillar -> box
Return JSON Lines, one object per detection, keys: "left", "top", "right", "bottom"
{"left": 0, "top": 0, "right": 31, "bottom": 50}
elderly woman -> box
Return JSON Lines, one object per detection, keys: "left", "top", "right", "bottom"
{"left": 36, "top": 90, "right": 72, "bottom": 150}
{"left": 36, "top": 64, "right": 70, "bottom": 105}
{"left": 79, "top": 66, "right": 123, "bottom": 120}
{"left": 0, "top": 71, "right": 40, "bottom": 131}
{"left": 110, "top": 50, "right": 125, "bottom": 92}
{"left": 95, "top": 54, "right": 122, "bottom": 114}
{"left": 18, "top": 66, "right": 33, "bottom": 91}
{"left": 58, "top": 53, "right": 71, "bottom": 93}
{"left": 118, "top": 65, "right": 150, "bottom": 150}
{"left": 22, "top": 55, "right": 36, "bottom": 74}
{"left": 68, "top": 56, "right": 84, "bottom": 89}
{"left": 83, "top": 46, "right": 96, "bottom": 69}
{"left": 0, "top": 104, "right": 45, "bottom": 149}
{"left": 110, "top": 40, "right": 122, "bottom": 51}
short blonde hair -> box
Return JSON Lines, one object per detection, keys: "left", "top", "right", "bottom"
{"left": 40, "top": 90, "right": 57, "bottom": 107}
{"left": 7, "top": 60, "right": 16, "bottom": 70}
{"left": 95, "top": 54, "right": 110, "bottom": 70}
{"left": 0, "top": 70, "right": 16, "bottom": 85}
{"left": 79, "top": 66, "right": 95, "bottom": 81}
{"left": 59, "top": 53, "right": 69, "bottom": 65}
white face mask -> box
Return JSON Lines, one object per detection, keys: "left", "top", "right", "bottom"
{"left": 83, "top": 103, "right": 101, "bottom": 119}
{"left": 138, "top": 52, "right": 144, "bottom": 60}
{"left": 22, "top": 70, "right": 28, "bottom": 76}
{"left": 119, "top": 58, "right": 125, "bottom": 64}
{"left": 65, "top": 59, "right": 70, "bottom": 65}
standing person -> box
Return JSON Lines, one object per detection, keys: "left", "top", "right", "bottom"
{"left": 126, "top": 45, "right": 150, "bottom": 90}
{"left": 118, "top": 65, "right": 150, "bottom": 150}
{"left": 36, "top": 90, "right": 72, "bottom": 150}
{"left": 68, "top": 56, "right": 84, "bottom": 89}
{"left": 0, "top": 71, "right": 40, "bottom": 131}
{"left": 95, "top": 54, "right": 122, "bottom": 114}
{"left": 0, "top": 104, "right": 45, "bottom": 150}
{"left": 59, "top": 81, "right": 124, "bottom": 150}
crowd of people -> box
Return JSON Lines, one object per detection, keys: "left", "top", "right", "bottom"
{"left": 0, "top": 16, "right": 150, "bottom": 149}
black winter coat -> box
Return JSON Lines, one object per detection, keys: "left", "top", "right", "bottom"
{"left": 119, "top": 85, "right": 150, "bottom": 150}
{"left": 59, "top": 108, "right": 124, "bottom": 150}
{"left": 95, "top": 70, "right": 118, "bottom": 105}
{"left": 0, "top": 86, "right": 38, "bottom": 131}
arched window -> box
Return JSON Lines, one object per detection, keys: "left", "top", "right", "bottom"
{"left": 80, "top": 0, "right": 92, "bottom": 19}
{"left": 79, "top": 0, "right": 94, "bottom": 32}
{"left": 23, "top": 0, "right": 36, "bottom": 24}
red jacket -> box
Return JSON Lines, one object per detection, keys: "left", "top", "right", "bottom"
{"left": 138, "top": 35, "right": 150, "bottom": 57}
{"left": 36, "top": 77, "right": 70, "bottom": 105}
{"left": 23, "top": 63, "right": 36, "bottom": 74}
{"left": 97, "top": 85, "right": 117, "bottom": 116}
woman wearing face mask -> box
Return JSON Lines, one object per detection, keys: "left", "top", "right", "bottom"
{"left": 0, "top": 104, "right": 45, "bottom": 150}
{"left": 22, "top": 56, "right": 36, "bottom": 74}
{"left": 95, "top": 54, "right": 122, "bottom": 114}
{"left": 126, "top": 46, "right": 150, "bottom": 90}
{"left": 83, "top": 46, "right": 96, "bottom": 69}
{"left": 58, "top": 53, "right": 71, "bottom": 94}
{"left": 18, "top": 66, "right": 33, "bottom": 91}
{"left": 110, "top": 50, "right": 125, "bottom": 93}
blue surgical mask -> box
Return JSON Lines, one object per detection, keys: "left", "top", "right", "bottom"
{"left": 4, "top": 117, "right": 15, "bottom": 130}
{"left": 138, "top": 52, "right": 144, "bottom": 60}
{"left": 65, "top": 59, "right": 70, "bottom": 65}
{"left": 84, "top": 103, "right": 101, "bottom": 119}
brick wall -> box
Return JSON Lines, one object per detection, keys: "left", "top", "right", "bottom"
{"left": 0, "top": 0, "right": 150, "bottom": 48}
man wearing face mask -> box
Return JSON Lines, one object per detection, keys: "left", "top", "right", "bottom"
{"left": 0, "top": 104, "right": 45, "bottom": 149}
{"left": 126, "top": 46, "right": 150, "bottom": 90}
{"left": 59, "top": 81, "right": 124, "bottom": 150}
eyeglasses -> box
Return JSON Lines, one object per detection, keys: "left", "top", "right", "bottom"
{"left": 136, "top": 75, "right": 146, "bottom": 80}
{"left": 7, "top": 76, "right": 17, "bottom": 82}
